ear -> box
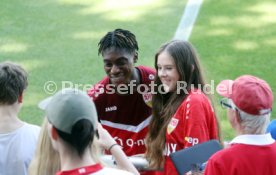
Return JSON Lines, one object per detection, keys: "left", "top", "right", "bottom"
{"left": 51, "top": 126, "right": 59, "bottom": 140}
{"left": 134, "top": 52, "right": 138, "bottom": 63}
{"left": 234, "top": 110, "right": 242, "bottom": 124}
{"left": 18, "top": 93, "right": 23, "bottom": 103}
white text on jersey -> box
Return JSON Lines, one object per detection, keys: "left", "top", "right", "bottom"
{"left": 165, "top": 143, "right": 177, "bottom": 156}
{"left": 105, "top": 106, "right": 117, "bottom": 112}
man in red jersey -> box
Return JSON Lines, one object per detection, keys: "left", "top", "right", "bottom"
{"left": 88, "top": 29, "right": 159, "bottom": 174}
{"left": 204, "top": 75, "right": 276, "bottom": 175}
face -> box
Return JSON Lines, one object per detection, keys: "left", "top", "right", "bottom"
{"left": 157, "top": 51, "right": 180, "bottom": 93}
{"left": 102, "top": 48, "right": 136, "bottom": 86}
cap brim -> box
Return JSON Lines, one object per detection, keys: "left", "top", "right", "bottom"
{"left": 38, "top": 96, "right": 53, "bottom": 110}
{"left": 38, "top": 89, "right": 88, "bottom": 110}
{"left": 216, "top": 80, "right": 234, "bottom": 98}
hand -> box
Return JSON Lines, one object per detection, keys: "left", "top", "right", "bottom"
{"left": 187, "top": 171, "right": 203, "bottom": 175}
{"left": 97, "top": 124, "right": 117, "bottom": 150}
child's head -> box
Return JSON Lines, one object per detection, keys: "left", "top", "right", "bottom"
{"left": 44, "top": 88, "right": 98, "bottom": 157}
{"left": 0, "top": 61, "right": 28, "bottom": 105}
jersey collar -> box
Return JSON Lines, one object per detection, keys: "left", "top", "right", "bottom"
{"left": 56, "top": 163, "right": 103, "bottom": 175}
{"left": 230, "top": 133, "right": 275, "bottom": 146}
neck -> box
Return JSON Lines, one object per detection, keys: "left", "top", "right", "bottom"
{"left": 59, "top": 146, "right": 96, "bottom": 171}
{"left": 0, "top": 104, "right": 24, "bottom": 133}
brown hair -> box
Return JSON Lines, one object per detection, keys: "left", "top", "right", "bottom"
{"left": 0, "top": 61, "right": 28, "bottom": 104}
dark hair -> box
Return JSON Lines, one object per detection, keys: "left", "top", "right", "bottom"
{"left": 56, "top": 119, "right": 95, "bottom": 157}
{"left": 98, "top": 28, "right": 139, "bottom": 55}
{"left": 146, "top": 40, "right": 220, "bottom": 168}
{"left": 0, "top": 61, "right": 28, "bottom": 104}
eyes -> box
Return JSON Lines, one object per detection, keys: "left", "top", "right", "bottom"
{"left": 104, "top": 58, "right": 129, "bottom": 68}
{"left": 157, "top": 66, "right": 174, "bottom": 71}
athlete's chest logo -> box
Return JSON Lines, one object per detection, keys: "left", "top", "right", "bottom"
{"left": 142, "top": 93, "right": 152, "bottom": 108}
{"left": 105, "top": 106, "right": 117, "bottom": 112}
{"left": 167, "top": 117, "right": 179, "bottom": 134}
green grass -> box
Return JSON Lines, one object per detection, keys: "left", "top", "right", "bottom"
{"left": 191, "top": 0, "right": 276, "bottom": 140}
{"left": 0, "top": 0, "right": 187, "bottom": 125}
{"left": 1, "top": 0, "right": 275, "bottom": 141}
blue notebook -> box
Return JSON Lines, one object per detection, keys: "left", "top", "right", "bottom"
{"left": 169, "top": 139, "right": 222, "bottom": 175}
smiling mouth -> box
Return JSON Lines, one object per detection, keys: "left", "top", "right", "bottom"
{"left": 110, "top": 75, "right": 125, "bottom": 84}
{"left": 161, "top": 79, "right": 170, "bottom": 85}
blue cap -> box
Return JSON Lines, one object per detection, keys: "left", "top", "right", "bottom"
{"left": 266, "top": 119, "right": 276, "bottom": 140}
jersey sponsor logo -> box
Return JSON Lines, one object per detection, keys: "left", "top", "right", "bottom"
{"left": 114, "top": 136, "right": 145, "bottom": 148}
{"left": 167, "top": 118, "right": 179, "bottom": 134}
{"left": 105, "top": 106, "right": 117, "bottom": 112}
{"left": 184, "top": 136, "right": 199, "bottom": 146}
{"left": 164, "top": 143, "right": 177, "bottom": 156}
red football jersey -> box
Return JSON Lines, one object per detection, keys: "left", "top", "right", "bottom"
{"left": 88, "top": 66, "right": 155, "bottom": 156}
{"left": 164, "top": 89, "right": 219, "bottom": 175}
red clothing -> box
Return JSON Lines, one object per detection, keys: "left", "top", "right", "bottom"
{"left": 204, "top": 134, "right": 276, "bottom": 175}
{"left": 88, "top": 66, "right": 155, "bottom": 175}
{"left": 56, "top": 163, "right": 133, "bottom": 175}
{"left": 56, "top": 164, "right": 103, "bottom": 175}
{"left": 164, "top": 89, "right": 219, "bottom": 175}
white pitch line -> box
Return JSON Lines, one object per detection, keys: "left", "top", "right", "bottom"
{"left": 174, "top": 0, "right": 203, "bottom": 41}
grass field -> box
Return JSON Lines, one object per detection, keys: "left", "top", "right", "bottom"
{"left": 192, "top": 0, "right": 276, "bottom": 139}
{"left": 1, "top": 0, "right": 275, "bottom": 140}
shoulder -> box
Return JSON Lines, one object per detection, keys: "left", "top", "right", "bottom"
{"left": 178, "top": 89, "right": 209, "bottom": 108}
{"left": 23, "top": 123, "right": 41, "bottom": 133}
{"left": 204, "top": 149, "right": 228, "bottom": 175}
{"left": 21, "top": 123, "right": 41, "bottom": 142}
{"left": 136, "top": 66, "right": 155, "bottom": 84}
{"left": 137, "top": 65, "right": 155, "bottom": 74}
{"left": 87, "top": 77, "right": 109, "bottom": 100}
{"left": 188, "top": 89, "right": 209, "bottom": 102}
{"left": 208, "top": 145, "right": 240, "bottom": 164}
{"left": 17, "top": 123, "right": 40, "bottom": 145}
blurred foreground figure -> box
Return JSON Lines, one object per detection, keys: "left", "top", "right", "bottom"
{"left": 0, "top": 62, "right": 40, "bottom": 175}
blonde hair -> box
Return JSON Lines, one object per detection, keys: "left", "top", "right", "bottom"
{"left": 29, "top": 119, "right": 103, "bottom": 175}
{"left": 29, "top": 119, "right": 60, "bottom": 175}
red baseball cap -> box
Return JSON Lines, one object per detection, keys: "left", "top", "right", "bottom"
{"left": 216, "top": 75, "right": 273, "bottom": 115}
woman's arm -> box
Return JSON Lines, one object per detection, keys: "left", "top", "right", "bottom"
{"left": 97, "top": 124, "right": 140, "bottom": 175}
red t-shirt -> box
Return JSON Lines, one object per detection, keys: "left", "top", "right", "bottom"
{"left": 163, "top": 89, "right": 219, "bottom": 175}
{"left": 88, "top": 66, "right": 155, "bottom": 156}
{"left": 204, "top": 135, "right": 276, "bottom": 175}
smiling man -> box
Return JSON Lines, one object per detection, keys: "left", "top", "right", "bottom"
{"left": 88, "top": 29, "right": 155, "bottom": 174}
